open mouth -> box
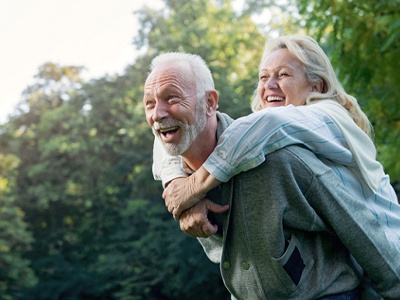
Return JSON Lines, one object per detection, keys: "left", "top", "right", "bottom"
{"left": 159, "top": 126, "right": 179, "bottom": 138}
{"left": 267, "top": 96, "right": 285, "bottom": 103}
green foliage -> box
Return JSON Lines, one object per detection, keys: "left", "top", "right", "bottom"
{"left": 0, "top": 153, "right": 37, "bottom": 298}
{"left": 135, "top": 0, "right": 264, "bottom": 118}
{"left": 294, "top": 0, "right": 400, "bottom": 182}
{"left": 0, "top": 0, "right": 398, "bottom": 298}
{"left": 2, "top": 21, "right": 230, "bottom": 296}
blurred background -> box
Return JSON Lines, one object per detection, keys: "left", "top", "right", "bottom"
{"left": 0, "top": 0, "right": 399, "bottom": 298}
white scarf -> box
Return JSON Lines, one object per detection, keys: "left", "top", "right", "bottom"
{"left": 313, "top": 100, "right": 384, "bottom": 193}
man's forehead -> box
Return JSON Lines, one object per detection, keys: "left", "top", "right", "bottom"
{"left": 145, "top": 64, "right": 195, "bottom": 90}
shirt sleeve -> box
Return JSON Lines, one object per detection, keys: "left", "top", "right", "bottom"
{"left": 152, "top": 136, "right": 188, "bottom": 187}
{"left": 203, "top": 105, "right": 356, "bottom": 182}
{"left": 307, "top": 160, "right": 400, "bottom": 298}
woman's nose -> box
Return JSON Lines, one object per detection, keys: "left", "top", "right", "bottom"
{"left": 265, "top": 77, "right": 278, "bottom": 89}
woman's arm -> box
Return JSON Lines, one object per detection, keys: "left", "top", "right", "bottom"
{"left": 164, "top": 104, "right": 356, "bottom": 219}
{"left": 154, "top": 136, "right": 228, "bottom": 224}
{"left": 204, "top": 105, "right": 354, "bottom": 182}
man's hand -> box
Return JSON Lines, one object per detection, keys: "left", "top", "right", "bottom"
{"left": 179, "top": 198, "right": 229, "bottom": 238}
{"left": 163, "top": 176, "right": 206, "bottom": 220}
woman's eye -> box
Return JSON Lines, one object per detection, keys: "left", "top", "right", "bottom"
{"left": 279, "top": 73, "right": 289, "bottom": 77}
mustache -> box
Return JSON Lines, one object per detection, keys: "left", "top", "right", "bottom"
{"left": 153, "top": 119, "right": 182, "bottom": 131}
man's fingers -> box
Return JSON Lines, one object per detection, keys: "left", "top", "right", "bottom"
{"left": 202, "top": 222, "right": 218, "bottom": 237}
{"left": 207, "top": 202, "right": 229, "bottom": 214}
{"left": 179, "top": 206, "right": 218, "bottom": 238}
{"left": 182, "top": 223, "right": 217, "bottom": 238}
{"left": 180, "top": 222, "right": 207, "bottom": 238}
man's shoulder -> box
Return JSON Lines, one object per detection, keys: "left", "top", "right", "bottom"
{"left": 225, "top": 146, "right": 332, "bottom": 201}
{"left": 216, "top": 111, "right": 234, "bottom": 137}
{"left": 216, "top": 111, "right": 234, "bottom": 125}
{"left": 235, "top": 145, "right": 330, "bottom": 182}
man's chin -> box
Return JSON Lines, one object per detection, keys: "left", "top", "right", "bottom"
{"left": 162, "top": 129, "right": 196, "bottom": 156}
{"left": 163, "top": 143, "right": 185, "bottom": 156}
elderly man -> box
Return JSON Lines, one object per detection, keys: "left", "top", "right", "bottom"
{"left": 143, "top": 52, "right": 400, "bottom": 299}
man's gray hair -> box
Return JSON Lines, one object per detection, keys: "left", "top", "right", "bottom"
{"left": 150, "top": 52, "right": 215, "bottom": 101}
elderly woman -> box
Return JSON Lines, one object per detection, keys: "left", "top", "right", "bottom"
{"left": 159, "top": 35, "right": 399, "bottom": 246}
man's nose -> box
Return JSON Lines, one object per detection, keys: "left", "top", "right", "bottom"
{"left": 152, "top": 101, "right": 169, "bottom": 122}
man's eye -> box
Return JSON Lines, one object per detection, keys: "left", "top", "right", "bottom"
{"left": 145, "top": 100, "right": 155, "bottom": 108}
{"left": 260, "top": 75, "right": 268, "bottom": 80}
{"left": 167, "top": 96, "right": 179, "bottom": 103}
{"left": 279, "top": 73, "right": 289, "bottom": 77}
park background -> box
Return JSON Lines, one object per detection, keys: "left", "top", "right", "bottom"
{"left": 0, "top": 0, "right": 399, "bottom": 298}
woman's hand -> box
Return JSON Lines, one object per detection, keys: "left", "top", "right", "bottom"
{"left": 163, "top": 176, "right": 205, "bottom": 220}
{"left": 178, "top": 198, "right": 229, "bottom": 238}
{"left": 163, "top": 166, "right": 223, "bottom": 220}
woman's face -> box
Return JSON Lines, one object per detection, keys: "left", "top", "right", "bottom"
{"left": 257, "top": 48, "right": 313, "bottom": 109}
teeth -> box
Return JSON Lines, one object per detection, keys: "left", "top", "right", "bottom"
{"left": 267, "top": 96, "right": 284, "bottom": 102}
{"left": 160, "top": 126, "right": 179, "bottom": 133}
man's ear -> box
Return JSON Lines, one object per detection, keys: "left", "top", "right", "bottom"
{"left": 312, "top": 79, "right": 324, "bottom": 93}
{"left": 206, "top": 90, "right": 219, "bottom": 116}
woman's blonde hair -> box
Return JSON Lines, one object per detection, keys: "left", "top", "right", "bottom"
{"left": 251, "top": 35, "right": 372, "bottom": 137}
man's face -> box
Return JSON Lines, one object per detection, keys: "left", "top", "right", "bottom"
{"left": 144, "top": 64, "right": 206, "bottom": 156}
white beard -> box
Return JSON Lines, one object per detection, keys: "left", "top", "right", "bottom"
{"left": 153, "top": 99, "right": 207, "bottom": 156}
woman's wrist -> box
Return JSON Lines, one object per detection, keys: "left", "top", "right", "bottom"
{"left": 192, "top": 166, "right": 222, "bottom": 197}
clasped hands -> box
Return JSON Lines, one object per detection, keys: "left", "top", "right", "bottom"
{"left": 162, "top": 172, "right": 229, "bottom": 238}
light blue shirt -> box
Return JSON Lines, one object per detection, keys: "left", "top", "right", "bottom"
{"left": 202, "top": 105, "right": 400, "bottom": 250}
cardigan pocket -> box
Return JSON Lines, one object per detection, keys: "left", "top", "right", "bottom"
{"left": 270, "top": 235, "right": 314, "bottom": 293}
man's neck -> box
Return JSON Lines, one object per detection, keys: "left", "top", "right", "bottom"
{"left": 182, "top": 118, "right": 218, "bottom": 172}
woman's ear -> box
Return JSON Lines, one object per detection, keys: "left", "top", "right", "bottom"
{"left": 312, "top": 79, "right": 324, "bottom": 93}
{"left": 206, "top": 90, "right": 219, "bottom": 115}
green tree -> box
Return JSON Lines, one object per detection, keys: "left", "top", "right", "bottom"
{"left": 294, "top": 0, "right": 400, "bottom": 184}
{"left": 0, "top": 152, "right": 37, "bottom": 298}
{"left": 4, "top": 54, "right": 229, "bottom": 298}
{"left": 135, "top": 0, "right": 265, "bottom": 118}
{"left": 3, "top": 0, "right": 398, "bottom": 298}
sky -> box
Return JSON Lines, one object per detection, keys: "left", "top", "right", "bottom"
{"left": 0, "top": 0, "right": 163, "bottom": 124}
